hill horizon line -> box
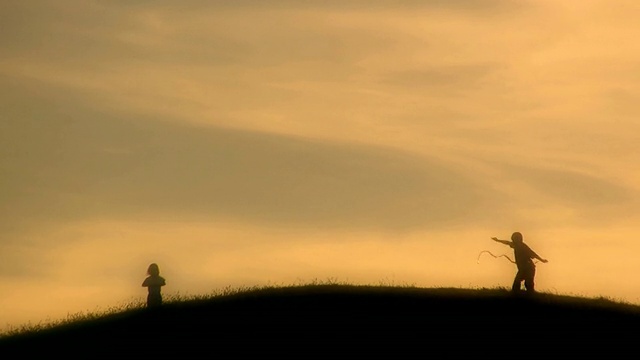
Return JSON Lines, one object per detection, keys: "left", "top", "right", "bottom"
{"left": 3, "top": 283, "right": 640, "bottom": 357}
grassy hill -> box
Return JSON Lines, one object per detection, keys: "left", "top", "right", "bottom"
{"left": 1, "top": 284, "right": 639, "bottom": 358}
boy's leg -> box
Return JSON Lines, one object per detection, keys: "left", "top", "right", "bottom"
{"left": 512, "top": 271, "right": 524, "bottom": 292}
{"left": 524, "top": 278, "right": 535, "bottom": 292}
{"left": 524, "top": 267, "right": 536, "bottom": 293}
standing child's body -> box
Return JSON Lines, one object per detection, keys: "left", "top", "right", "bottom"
{"left": 142, "top": 263, "right": 166, "bottom": 307}
{"left": 492, "top": 232, "right": 548, "bottom": 293}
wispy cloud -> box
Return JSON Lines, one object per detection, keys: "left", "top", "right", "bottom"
{"left": 0, "top": 75, "right": 497, "bottom": 232}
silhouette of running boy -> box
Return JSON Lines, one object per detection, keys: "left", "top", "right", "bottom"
{"left": 492, "top": 232, "right": 548, "bottom": 293}
{"left": 142, "top": 263, "right": 166, "bottom": 307}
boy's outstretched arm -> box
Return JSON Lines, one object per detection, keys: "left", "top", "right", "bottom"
{"left": 491, "top": 237, "right": 511, "bottom": 246}
{"left": 531, "top": 250, "right": 548, "bottom": 263}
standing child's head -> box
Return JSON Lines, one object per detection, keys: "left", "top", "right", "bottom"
{"left": 511, "top": 232, "right": 523, "bottom": 243}
{"left": 147, "top": 263, "right": 160, "bottom": 277}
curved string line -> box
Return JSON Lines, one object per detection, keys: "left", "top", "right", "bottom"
{"left": 477, "top": 250, "right": 515, "bottom": 264}
{"left": 477, "top": 250, "right": 542, "bottom": 265}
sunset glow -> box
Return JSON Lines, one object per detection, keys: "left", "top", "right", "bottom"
{"left": 2, "top": 0, "right": 640, "bottom": 332}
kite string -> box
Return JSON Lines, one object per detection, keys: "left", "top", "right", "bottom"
{"left": 477, "top": 250, "right": 542, "bottom": 264}
{"left": 477, "top": 250, "right": 515, "bottom": 264}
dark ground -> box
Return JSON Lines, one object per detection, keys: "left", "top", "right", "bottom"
{"left": 1, "top": 285, "right": 639, "bottom": 359}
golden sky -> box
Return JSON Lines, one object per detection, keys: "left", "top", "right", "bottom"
{"left": 2, "top": 0, "right": 640, "bottom": 331}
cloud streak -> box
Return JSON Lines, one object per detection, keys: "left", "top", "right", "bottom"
{"left": 1, "top": 75, "right": 496, "bottom": 233}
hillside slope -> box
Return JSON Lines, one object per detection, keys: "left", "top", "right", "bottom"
{"left": 2, "top": 285, "right": 639, "bottom": 358}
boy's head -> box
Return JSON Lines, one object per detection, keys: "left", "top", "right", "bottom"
{"left": 147, "top": 263, "right": 160, "bottom": 276}
{"left": 511, "top": 232, "right": 523, "bottom": 243}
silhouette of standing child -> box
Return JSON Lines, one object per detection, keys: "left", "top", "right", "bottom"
{"left": 492, "top": 232, "right": 548, "bottom": 293}
{"left": 142, "top": 263, "right": 166, "bottom": 307}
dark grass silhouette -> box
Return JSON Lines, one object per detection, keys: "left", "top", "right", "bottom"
{"left": 2, "top": 284, "right": 640, "bottom": 358}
